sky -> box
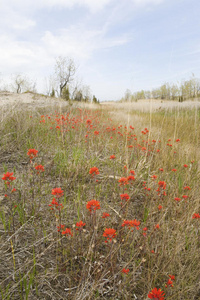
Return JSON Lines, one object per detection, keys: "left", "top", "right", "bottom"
{"left": 0, "top": 0, "right": 200, "bottom": 101}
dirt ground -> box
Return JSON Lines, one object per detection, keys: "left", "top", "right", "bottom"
{"left": 0, "top": 91, "right": 65, "bottom": 109}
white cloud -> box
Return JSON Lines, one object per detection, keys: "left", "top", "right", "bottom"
{"left": 132, "top": 0, "right": 163, "bottom": 4}
{"left": 41, "top": 26, "right": 130, "bottom": 59}
{"left": 0, "top": 0, "right": 113, "bottom": 13}
{"left": 13, "top": 19, "right": 36, "bottom": 31}
{"left": 0, "top": 22, "right": 130, "bottom": 75}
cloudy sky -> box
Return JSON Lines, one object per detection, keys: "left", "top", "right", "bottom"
{"left": 0, "top": 0, "right": 199, "bottom": 100}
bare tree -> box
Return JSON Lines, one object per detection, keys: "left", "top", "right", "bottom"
{"left": 54, "top": 56, "right": 76, "bottom": 97}
{"left": 44, "top": 75, "right": 56, "bottom": 97}
{"left": 11, "top": 74, "right": 37, "bottom": 93}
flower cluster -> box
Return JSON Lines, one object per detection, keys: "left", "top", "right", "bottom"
{"left": 103, "top": 228, "right": 116, "bottom": 243}
{"left": 122, "top": 219, "right": 140, "bottom": 230}
{"left": 76, "top": 221, "right": 86, "bottom": 230}
{"left": 27, "top": 149, "right": 38, "bottom": 160}
{"left": 35, "top": 165, "right": 45, "bottom": 174}
{"left": 89, "top": 167, "right": 99, "bottom": 177}
{"left": 2, "top": 172, "right": 16, "bottom": 185}
{"left": 86, "top": 199, "right": 100, "bottom": 213}
{"left": 48, "top": 198, "right": 63, "bottom": 210}
{"left": 148, "top": 287, "right": 165, "bottom": 299}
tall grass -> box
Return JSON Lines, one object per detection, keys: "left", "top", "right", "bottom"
{"left": 0, "top": 100, "right": 200, "bottom": 299}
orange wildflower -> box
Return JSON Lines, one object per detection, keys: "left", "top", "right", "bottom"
{"left": 165, "top": 279, "right": 174, "bottom": 288}
{"left": 103, "top": 228, "right": 116, "bottom": 242}
{"left": 52, "top": 188, "right": 64, "bottom": 198}
{"left": 27, "top": 149, "right": 38, "bottom": 160}
{"left": 2, "top": 172, "right": 16, "bottom": 184}
{"left": 89, "top": 167, "right": 99, "bottom": 177}
{"left": 118, "top": 177, "right": 128, "bottom": 186}
{"left": 127, "top": 175, "right": 135, "bottom": 182}
{"left": 192, "top": 213, "right": 200, "bottom": 219}
{"left": 35, "top": 165, "right": 44, "bottom": 173}
{"left": 121, "top": 268, "right": 129, "bottom": 274}
{"left": 76, "top": 221, "right": 86, "bottom": 230}
{"left": 122, "top": 219, "right": 140, "bottom": 230}
{"left": 184, "top": 186, "right": 191, "bottom": 190}
{"left": 49, "top": 198, "right": 63, "bottom": 210}
{"left": 62, "top": 228, "right": 73, "bottom": 237}
{"left": 120, "top": 194, "right": 130, "bottom": 201}
{"left": 102, "top": 212, "right": 110, "bottom": 218}
{"left": 174, "top": 197, "right": 181, "bottom": 202}
{"left": 86, "top": 199, "right": 100, "bottom": 213}
{"left": 148, "top": 288, "right": 165, "bottom": 299}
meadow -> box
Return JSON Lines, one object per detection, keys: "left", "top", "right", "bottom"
{"left": 0, "top": 97, "right": 200, "bottom": 299}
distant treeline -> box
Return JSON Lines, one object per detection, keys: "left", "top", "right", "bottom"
{"left": 121, "top": 75, "right": 200, "bottom": 102}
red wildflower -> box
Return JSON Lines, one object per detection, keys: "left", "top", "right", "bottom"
{"left": 192, "top": 213, "right": 200, "bottom": 219}
{"left": 143, "top": 227, "right": 148, "bottom": 236}
{"left": 103, "top": 228, "right": 116, "bottom": 242}
{"left": 118, "top": 177, "right": 128, "bottom": 186}
{"left": 183, "top": 164, "right": 188, "bottom": 168}
{"left": 182, "top": 195, "right": 188, "bottom": 199}
{"left": 120, "top": 194, "right": 130, "bottom": 201}
{"left": 127, "top": 175, "right": 135, "bottom": 182}
{"left": 27, "top": 149, "right": 38, "bottom": 160}
{"left": 169, "top": 274, "right": 175, "bottom": 281}
{"left": 52, "top": 188, "right": 64, "bottom": 198}
{"left": 155, "top": 224, "right": 160, "bottom": 229}
{"left": 148, "top": 287, "right": 165, "bottom": 299}
{"left": 122, "top": 219, "right": 140, "bottom": 230}
{"left": 130, "top": 170, "right": 135, "bottom": 175}
{"left": 35, "top": 165, "right": 44, "bottom": 173}
{"left": 176, "top": 139, "right": 180, "bottom": 142}
{"left": 158, "top": 205, "right": 163, "bottom": 210}
{"left": 94, "top": 131, "right": 99, "bottom": 135}
{"left": 165, "top": 279, "right": 174, "bottom": 288}
{"left": 159, "top": 168, "right": 164, "bottom": 172}
{"left": 110, "top": 155, "right": 116, "bottom": 159}
{"left": 158, "top": 181, "right": 166, "bottom": 189}
{"left": 171, "top": 169, "right": 177, "bottom": 172}
{"left": 62, "top": 228, "right": 73, "bottom": 237}
{"left": 57, "top": 224, "right": 65, "bottom": 232}
{"left": 151, "top": 175, "right": 157, "bottom": 180}
{"left": 76, "top": 221, "right": 86, "bottom": 230}
{"left": 102, "top": 212, "right": 110, "bottom": 218}
{"left": 49, "top": 198, "right": 63, "bottom": 209}
{"left": 86, "top": 119, "right": 92, "bottom": 125}
{"left": 12, "top": 188, "right": 16, "bottom": 193}
{"left": 174, "top": 197, "right": 181, "bottom": 202}
{"left": 86, "top": 199, "right": 100, "bottom": 213}
{"left": 121, "top": 268, "right": 129, "bottom": 274}
{"left": 2, "top": 172, "right": 16, "bottom": 183}
{"left": 184, "top": 186, "right": 191, "bottom": 190}
{"left": 89, "top": 167, "right": 99, "bottom": 177}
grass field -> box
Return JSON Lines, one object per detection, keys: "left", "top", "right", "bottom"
{"left": 0, "top": 97, "right": 200, "bottom": 299}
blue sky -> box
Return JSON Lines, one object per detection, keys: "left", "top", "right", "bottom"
{"left": 0, "top": 0, "right": 199, "bottom": 100}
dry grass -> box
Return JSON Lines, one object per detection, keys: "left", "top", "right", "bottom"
{"left": 0, "top": 96, "right": 200, "bottom": 299}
